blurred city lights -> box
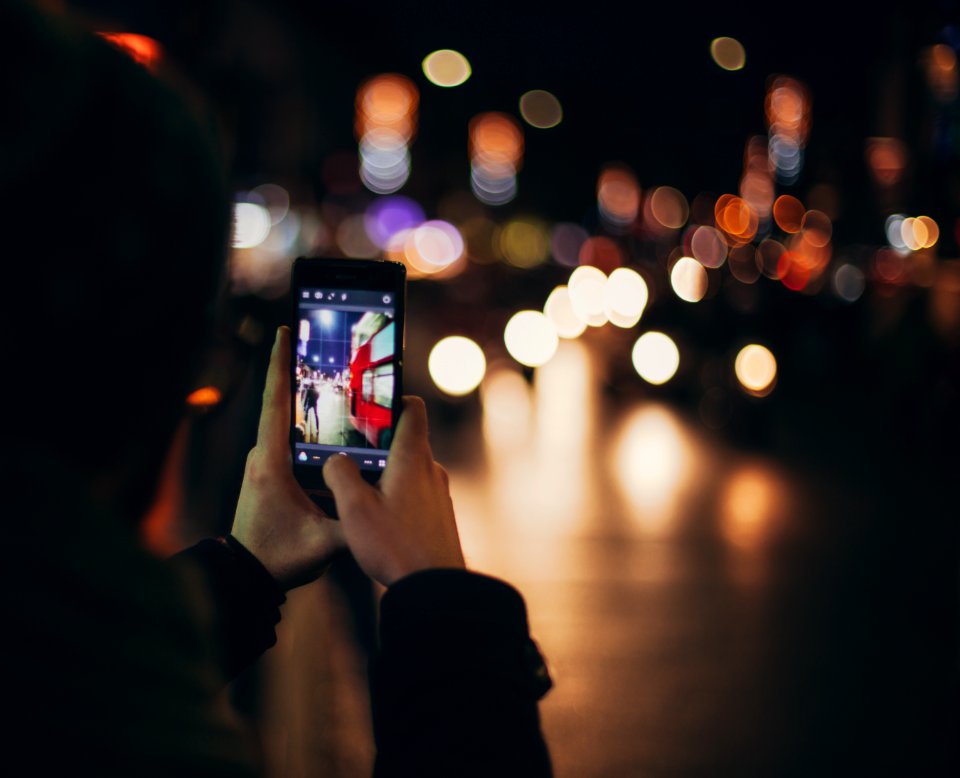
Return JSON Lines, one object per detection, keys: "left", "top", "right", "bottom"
{"left": 578, "top": 236, "right": 623, "bottom": 273}
{"left": 611, "top": 405, "right": 694, "bottom": 531}
{"left": 252, "top": 183, "right": 290, "bottom": 225}
{"left": 519, "top": 90, "right": 563, "bottom": 129}
{"left": 735, "top": 344, "right": 777, "bottom": 397}
{"left": 721, "top": 466, "right": 781, "bottom": 551}
{"left": 740, "top": 136, "right": 774, "bottom": 219}
{"left": 603, "top": 268, "right": 648, "bottom": 328}
{"left": 568, "top": 265, "right": 609, "bottom": 326}
{"left": 499, "top": 219, "right": 550, "bottom": 268}
{"left": 833, "top": 263, "right": 865, "bottom": 302}
{"left": 899, "top": 215, "right": 939, "bottom": 251}
{"left": 98, "top": 32, "right": 162, "bottom": 72}
{"left": 597, "top": 165, "right": 640, "bottom": 228}
{"left": 470, "top": 112, "right": 523, "bottom": 206}
{"left": 422, "top": 49, "right": 472, "bottom": 87}
{"left": 690, "top": 225, "right": 728, "bottom": 268}
{"left": 405, "top": 220, "right": 465, "bottom": 273}
{"left": 772, "top": 195, "right": 804, "bottom": 233}
{"left": 714, "top": 194, "right": 758, "bottom": 244}
{"left": 364, "top": 196, "right": 425, "bottom": 249}
{"left": 336, "top": 214, "right": 379, "bottom": 258}
{"left": 670, "top": 256, "right": 708, "bottom": 302}
{"left": 481, "top": 367, "right": 533, "bottom": 450}
{"left": 632, "top": 332, "right": 680, "bottom": 385}
{"left": 428, "top": 336, "right": 487, "bottom": 396}
{"left": 551, "top": 222, "right": 589, "bottom": 267}
{"left": 885, "top": 214, "right": 908, "bottom": 249}
{"left": 544, "top": 286, "right": 588, "bottom": 339}
{"left": 924, "top": 44, "right": 959, "bottom": 103}
{"left": 865, "top": 137, "right": 908, "bottom": 187}
{"left": 649, "top": 186, "right": 689, "bottom": 230}
{"left": 356, "top": 75, "right": 419, "bottom": 195}
{"left": 800, "top": 209, "right": 832, "bottom": 248}
{"left": 186, "top": 386, "right": 222, "bottom": 408}
{"left": 728, "top": 244, "right": 760, "bottom": 284}
{"left": 756, "top": 238, "right": 786, "bottom": 279}
{"left": 504, "top": 310, "right": 559, "bottom": 367}
{"left": 710, "top": 37, "right": 746, "bottom": 71}
{"left": 765, "top": 76, "right": 809, "bottom": 185}
{"left": 232, "top": 201, "right": 272, "bottom": 248}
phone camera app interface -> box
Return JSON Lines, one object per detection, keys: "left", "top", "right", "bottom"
{"left": 295, "top": 289, "right": 396, "bottom": 471}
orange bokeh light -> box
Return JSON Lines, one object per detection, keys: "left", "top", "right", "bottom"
{"left": 186, "top": 386, "right": 222, "bottom": 408}
{"left": 356, "top": 74, "right": 419, "bottom": 140}
{"left": 470, "top": 112, "right": 524, "bottom": 170}
{"left": 714, "top": 194, "right": 758, "bottom": 243}
{"left": 772, "top": 195, "right": 805, "bottom": 233}
{"left": 98, "top": 33, "right": 162, "bottom": 72}
{"left": 597, "top": 165, "right": 640, "bottom": 226}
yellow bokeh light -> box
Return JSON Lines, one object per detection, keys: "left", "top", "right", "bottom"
{"left": 428, "top": 336, "right": 486, "bottom": 396}
{"left": 567, "top": 265, "right": 608, "bottom": 327}
{"left": 499, "top": 219, "right": 550, "bottom": 268}
{"left": 603, "top": 268, "right": 648, "bottom": 328}
{"left": 519, "top": 89, "right": 563, "bottom": 129}
{"left": 422, "top": 49, "right": 472, "bottom": 87}
{"left": 632, "top": 332, "right": 680, "bottom": 385}
{"left": 710, "top": 37, "right": 746, "bottom": 71}
{"left": 735, "top": 344, "right": 777, "bottom": 396}
{"left": 504, "top": 310, "right": 559, "bottom": 367}
{"left": 404, "top": 220, "right": 464, "bottom": 273}
{"left": 544, "top": 286, "right": 587, "bottom": 339}
{"left": 916, "top": 215, "right": 939, "bottom": 248}
{"left": 670, "top": 256, "right": 708, "bottom": 303}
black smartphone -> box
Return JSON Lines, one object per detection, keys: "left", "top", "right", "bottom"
{"left": 290, "top": 257, "right": 406, "bottom": 516}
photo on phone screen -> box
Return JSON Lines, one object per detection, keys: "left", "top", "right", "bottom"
{"left": 293, "top": 286, "right": 397, "bottom": 473}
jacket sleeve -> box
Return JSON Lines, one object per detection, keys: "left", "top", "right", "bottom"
{"left": 371, "top": 569, "right": 553, "bottom": 777}
{"left": 171, "top": 535, "right": 286, "bottom": 681}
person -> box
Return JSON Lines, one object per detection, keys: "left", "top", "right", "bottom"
{"left": 1, "top": 2, "right": 551, "bottom": 776}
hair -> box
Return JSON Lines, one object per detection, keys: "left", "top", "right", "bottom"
{"left": 1, "top": 2, "right": 231, "bottom": 522}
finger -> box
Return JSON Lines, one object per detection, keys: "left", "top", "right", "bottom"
{"left": 323, "top": 454, "right": 381, "bottom": 519}
{"left": 257, "top": 326, "right": 292, "bottom": 458}
{"left": 389, "top": 396, "right": 431, "bottom": 459}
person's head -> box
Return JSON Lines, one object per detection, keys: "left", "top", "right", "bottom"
{"left": 2, "top": 3, "right": 230, "bottom": 521}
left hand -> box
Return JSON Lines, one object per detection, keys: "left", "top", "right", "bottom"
{"left": 231, "top": 326, "right": 344, "bottom": 590}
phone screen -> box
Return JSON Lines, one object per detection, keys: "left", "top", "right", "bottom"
{"left": 293, "top": 286, "right": 397, "bottom": 473}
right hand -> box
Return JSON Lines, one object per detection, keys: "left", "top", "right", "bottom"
{"left": 322, "top": 396, "right": 465, "bottom": 587}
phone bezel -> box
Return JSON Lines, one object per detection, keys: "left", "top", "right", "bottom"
{"left": 290, "top": 257, "right": 406, "bottom": 502}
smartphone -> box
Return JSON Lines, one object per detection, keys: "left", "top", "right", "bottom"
{"left": 290, "top": 257, "right": 406, "bottom": 516}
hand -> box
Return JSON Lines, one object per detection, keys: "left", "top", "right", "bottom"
{"left": 231, "top": 326, "right": 344, "bottom": 590}
{"left": 322, "top": 396, "right": 465, "bottom": 587}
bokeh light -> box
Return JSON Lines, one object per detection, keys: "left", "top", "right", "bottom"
{"left": 519, "top": 90, "right": 563, "bottom": 129}
{"left": 356, "top": 73, "right": 419, "bottom": 140}
{"left": 504, "top": 310, "right": 559, "bottom": 367}
{"left": 544, "top": 286, "right": 588, "bottom": 339}
{"left": 404, "top": 220, "right": 465, "bottom": 273}
{"left": 597, "top": 165, "right": 640, "bottom": 227}
{"left": 865, "top": 137, "right": 908, "bottom": 187}
{"left": 428, "top": 336, "right": 486, "bottom": 396}
{"left": 186, "top": 386, "right": 222, "bottom": 408}
{"left": 422, "top": 49, "right": 472, "bottom": 87}
{"left": 336, "top": 214, "right": 380, "bottom": 258}
{"left": 632, "top": 332, "right": 680, "bottom": 385}
{"left": 710, "top": 37, "right": 746, "bottom": 71}
{"left": 603, "top": 268, "right": 648, "bottom": 328}
{"left": 499, "top": 219, "right": 550, "bottom": 268}
{"left": 551, "top": 222, "right": 589, "bottom": 267}
{"left": 833, "top": 263, "right": 865, "bottom": 302}
{"left": 568, "top": 265, "right": 609, "bottom": 326}
{"left": 735, "top": 344, "right": 777, "bottom": 397}
{"left": 578, "top": 236, "right": 623, "bottom": 273}
{"left": 670, "top": 256, "right": 708, "bottom": 302}
{"left": 233, "top": 201, "right": 272, "bottom": 248}
{"left": 690, "top": 225, "right": 728, "bottom": 268}
{"left": 364, "top": 196, "right": 425, "bottom": 249}
{"left": 772, "top": 195, "right": 804, "bottom": 233}
{"left": 98, "top": 32, "right": 162, "bottom": 72}
{"left": 649, "top": 186, "right": 689, "bottom": 230}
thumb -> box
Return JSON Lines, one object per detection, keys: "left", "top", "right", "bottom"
{"left": 323, "top": 454, "right": 380, "bottom": 519}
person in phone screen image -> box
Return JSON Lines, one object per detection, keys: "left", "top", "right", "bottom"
{"left": 0, "top": 3, "right": 552, "bottom": 776}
